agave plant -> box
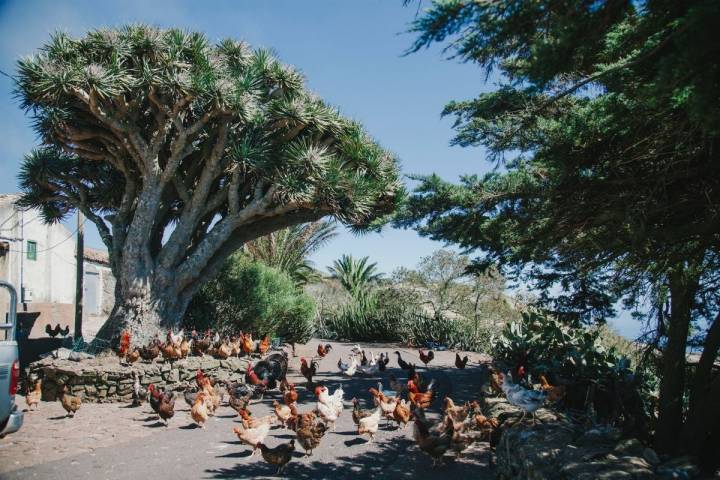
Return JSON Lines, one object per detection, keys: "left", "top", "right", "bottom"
{"left": 245, "top": 221, "right": 337, "bottom": 286}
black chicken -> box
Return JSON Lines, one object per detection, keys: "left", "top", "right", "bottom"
{"left": 59, "top": 325, "right": 70, "bottom": 337}
{"left": 378, "top": 352, "right": 391, "bottom": 372}
{"left": 395, "top": 351, "right": 414, "bottom": 370}
{"left": 45, "top": 323, "right": 61, "bottom": 338}
{"left": 250, "top": 352, "right": 288, "bottom": 390}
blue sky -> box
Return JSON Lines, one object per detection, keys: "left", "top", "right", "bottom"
{"left": 0, "top": 0, "right": 643, "bottom": 338}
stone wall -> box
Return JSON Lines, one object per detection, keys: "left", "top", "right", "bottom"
{"left": 482, "top": 396, "right": 701, "bottom": 480}
{"left": 28, "top": 355, "right": 250, "bottom": 403}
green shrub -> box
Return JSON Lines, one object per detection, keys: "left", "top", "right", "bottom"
{"left": 185, "top": 254, "right": 315, "bottom": 343}
{"left": 315, "top": 290, "right": 407, "bottom": 341}
{"left": 316, "top": 286, "right": 494, "bottom": 352}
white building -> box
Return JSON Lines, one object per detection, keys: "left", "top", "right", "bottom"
{"left": 0, "top": 194, "right": 115, "bottom": 339}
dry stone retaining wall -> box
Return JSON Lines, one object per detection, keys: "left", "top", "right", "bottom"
{"left": 28, "top": 355, "right": 250, "bottom": 402}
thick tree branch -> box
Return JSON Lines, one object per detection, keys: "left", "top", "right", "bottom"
{"left": 177, "top": 207, "right": 328, "bottom": 302}
{"left": 156, "top": 120, "right": 230, "bottom": 269}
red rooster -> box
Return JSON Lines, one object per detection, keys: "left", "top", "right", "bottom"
{"left": 316, "top": 344, "right": 332, "bottom": 358}
{"left": 118, "top": 330, "right": 131, "bottom": 362}
{"left": 419, "top": 350, "right": 434, "bottom": 367}
{"left": 196, "top": 369, "right": 212, "bottom": 390}
{"left": 283, "top": 382, "right": 298, "bottom": 406}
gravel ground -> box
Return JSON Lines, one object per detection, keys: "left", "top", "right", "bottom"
{"left": 0, "top": 340, "right": 495, "bottom": 480}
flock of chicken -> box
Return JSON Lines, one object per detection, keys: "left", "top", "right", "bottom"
{"left": 116, "top": 328, "right": 273, "bottom": 364}
{"left": 23, "top": 331, "right": 567, "bottom": 474}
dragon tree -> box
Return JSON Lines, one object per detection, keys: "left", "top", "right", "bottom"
{"left": 15, "top": 26, "right": 402, "bottom": 342}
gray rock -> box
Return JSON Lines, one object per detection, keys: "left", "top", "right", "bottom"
{"left": 657, "top": 456, "right": 701, "bottom": 479}
{"left": 642, "top": 447, "right": 660, "bottom": 466}
{"left": 68, "top": 351, "right": 95, "bottom": 361}
{"left": 614, "top": 438, "right": 644, "bottom": 456}
{"left": 576, "top": 426, "right": 622, "bottom": 446}
{"left": 164, "top": 369, "right": 179, "bottom": 382}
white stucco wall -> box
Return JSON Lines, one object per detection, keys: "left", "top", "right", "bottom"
{"left": 0, "top": 194, "right": 76, "bottom": 303}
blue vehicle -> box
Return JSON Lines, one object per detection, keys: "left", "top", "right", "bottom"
{"left": 0, "top": 281, "right": 23, "bottom": 438}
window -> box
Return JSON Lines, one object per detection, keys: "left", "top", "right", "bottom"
{"left": 26, "top": 240, "right": 37, "bottom": 261}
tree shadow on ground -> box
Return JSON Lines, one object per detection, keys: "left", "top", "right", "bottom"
{"left": 205, "top": 434, "right": 491, "bottom": 480}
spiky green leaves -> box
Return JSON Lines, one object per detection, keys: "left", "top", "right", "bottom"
{"left": 16, "top": 25, "right": 402, "bottom": 233}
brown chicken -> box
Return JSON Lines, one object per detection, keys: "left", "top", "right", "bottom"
{"left": 215, "top": 339, "right": 231, "bottom": 359}
{"left": 489, "top": 368, "right": 504, "bottom": 395}
{"left": 455, "top": 353, "right": 469, "bottom": 369}
{"left": 60, "top": 385, "right": 81, "bottom": 417}
{"left": 190, "top": 392, "right": 210, "bottom": 427}
{"left": 393, "top": 399, "right": 411, "bottom": 429}
{"left": 539, "top": 374, "right": 567, "bottom": 403}
{"left": 158, "top": 391, "right": 175, "bottom": 425}
{"left": 126, "top": 349, "right": 140, "bottom": 364}
{"left": 139, "top": 340, "right": 160, "bottom": 362}
{"left": 443, "top": 397, "right": 470, "bottom": 424}
{"left": 202, "top": 383, "right": 221, "bottom": 415}
{"left": 148, "top": 384, "right": 162, "bottom": 414}
{"left": 408, "top": 379, "right": 435, "bottom": 409}
{"left": 273, "top": 400, "right": 293, "bottom": 427}
{"left": 475, "top": 414, "right": 500, "bottom": 440}
{"left": 161, "top": 341, "right": 181, "bottom": 362}
{"left": 241, "top": 333, "right": 254, "bottom": 356}
{"left": 191, "top": 330, "right": 212, "bottom": 356}
{"left": 229, "top": 395, "right": 250, "bottom": 415}
{"left": 419, "top": 349, "right": 435, "bottom": 367}
{"left": 258, "top": 439, "right": 295, "bottom": 474}
{"left": 179, "top": 338, "right": 191, "bottom": 358}
{"left": 258, "top": 335, "right": 270, "bottom": 356}
{"left": 196, "top": 369, "right": 212, "bottom": 390}
{"left": 117, "top": 330, "right": 131, "bottom": 362}
{"left": 26, "top": 379, "right": 42, "bottom": 410}
{"left": 412, "top": 409, "right": 454, "bottom": 466}
{"left": 300, "top": 357, "right": 317, "bottom": 384}
{"left": 282, "top": 384, "right": 297, "bottom": 408}
{"left": 448, "top": 416, "right": 485, "bottom": 457}
{"left": 229, "top": 336, "right": 242, "bottom": 357}
{"left": 295, "top": 415, "right": 328, "bottom": 456}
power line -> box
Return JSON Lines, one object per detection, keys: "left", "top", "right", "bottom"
{"left": 4, "top": 219, "right": 87, "bottom": 255}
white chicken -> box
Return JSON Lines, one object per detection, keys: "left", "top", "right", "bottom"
{"left": 232, "top": 422, "right": 271, "bottom": 457}
{"left": 169, "top": 329, "right": 184, "bottom": 345}
{"left": 339, "top": 356, "right": 359, "bottom": 376}
{"left": 315, "top": 385, "right": 344, "bottom": 430}
{"left": 501, "top": 371, "right": 546, "bottom": 424}
{"left": 358, "top": 407, "right": 382, "bottom": 442}
{"left": 358, "top": 352, "right": 380, "bottom": 375}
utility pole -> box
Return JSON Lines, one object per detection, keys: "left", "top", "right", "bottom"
{"left": 74, "top": 211, "right": 84, "bottom": 341}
